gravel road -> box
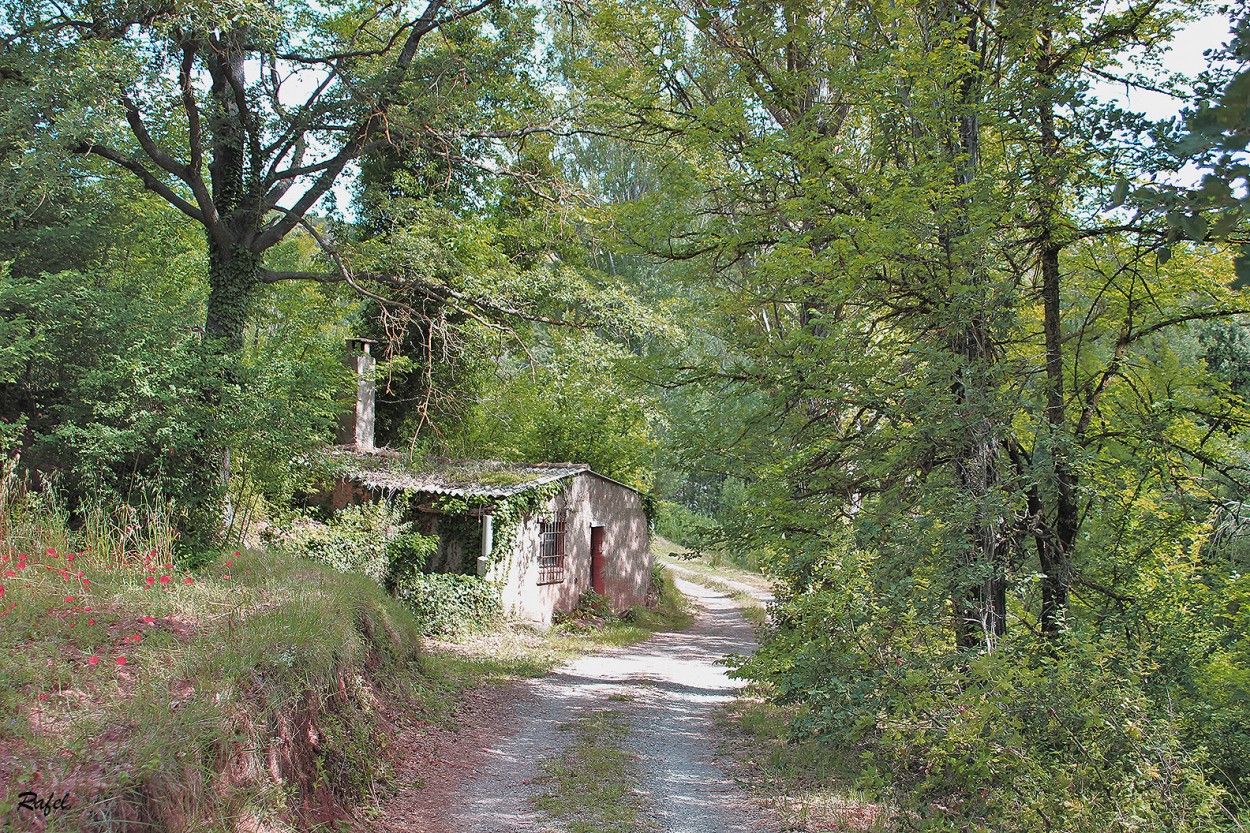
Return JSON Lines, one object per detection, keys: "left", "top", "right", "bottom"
{"left": 439, "top": 576, "right": 769, "bottom": 833}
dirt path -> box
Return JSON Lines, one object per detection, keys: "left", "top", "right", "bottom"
{"left": 367, "top": 577, "right": 770, "bottom": 833}
{"left": 658, "top": 559, "right": 775, "bottom": 605}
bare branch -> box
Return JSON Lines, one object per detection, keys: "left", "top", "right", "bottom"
{"left": 75, "top": 141, "right": 208, "bottom": 227}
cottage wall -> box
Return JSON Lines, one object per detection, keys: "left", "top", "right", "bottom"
{"left": 491, "top": 472, "right": 651, "bottom": 625}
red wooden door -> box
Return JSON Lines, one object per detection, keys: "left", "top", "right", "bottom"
{"left": 590, "top": 526, "right": 606, "bottom": 595}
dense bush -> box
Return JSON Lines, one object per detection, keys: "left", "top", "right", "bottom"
{"left": 392, "top": 572, "right": 502, "bottom": 636}
{"left": 739, "top": 539, "right": 1248, "bottom": 832}
{"left": 284, "top": 503, "right": 406, "bottom": 585}
{"left": 653, "top": 500, "right": 721, "bottom": 550}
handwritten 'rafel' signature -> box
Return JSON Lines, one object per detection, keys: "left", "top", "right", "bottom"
{"left": 17, "top": 790, "right": 72, "bottom": 817}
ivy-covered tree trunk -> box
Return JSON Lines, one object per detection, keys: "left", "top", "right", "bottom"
{"left": 1034, "top": 23, "right": 1077, "bottom": 636}
{"left": 181, "top": 29, "right": 263, "bottom": 553}
{"left": 946, "top": 7, "right": 1008, "bottom": 649}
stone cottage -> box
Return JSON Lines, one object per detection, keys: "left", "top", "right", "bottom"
{"left": 322, "top": 340, "right": 652, "bottom": 625}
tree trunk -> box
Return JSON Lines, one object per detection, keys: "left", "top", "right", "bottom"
{"left": 947, "top": 9, "right": 1007, "bottom": 649}
{"left": 206, "top": 243, "right": 261, "bottom": 351}
{"left": 1036, "top": 25, "right": 1075, "bottom": 635}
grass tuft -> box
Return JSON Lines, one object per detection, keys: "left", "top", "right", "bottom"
{"left": 532, "top": 709, "right": 658, "bottom": 833}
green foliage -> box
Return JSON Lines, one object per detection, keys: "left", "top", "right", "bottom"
{"left": 392, "top": 572, "right": 502, "bottom": 637}
{"left": 652, "top": 500, "right": 721, "bottom": 553}
{"left": 738, "top": 536, "right": 1235, "bottom": 831}
{"left": 456, "top": 332, "right": 661, "bottom": 491}
{"left": 284, "top": 503, "right": 414, "bottom": 586}
{"left": 283, "top": 500, "right": 498, "bottom": 636}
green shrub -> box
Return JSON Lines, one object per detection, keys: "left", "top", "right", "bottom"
{"left": 284, "top": 503, "right": 403, "bottom": 584}
{"left": 654, "top": 500, "right": 721, "bottom": 550}
{"left": 738, "top": 554, "right": 1237, "bottom": 833}
{"left": 393, "top": 572, "right": 502, "bottom": 636}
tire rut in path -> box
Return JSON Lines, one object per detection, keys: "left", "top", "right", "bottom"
{"left": 442, "top": 577, "right": 768, "bottom": 833}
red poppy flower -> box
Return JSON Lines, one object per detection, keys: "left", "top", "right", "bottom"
{"left": 88, "top": 618, "right": 95, "bottom": 625}
{"left": 183, "top": 576, "right": 193, "bottom": 585}
{"left": 0, "top": 586, "right": 5, "bottom": 597}
{"left": 159, "top": 575, "right": 170, "bottom": 586}
{"left": 223, "top": 574, "right": 231, "bottom": 581}
{"left": 38, "top": 693, "right": 47, "bottom": 700}
{"left": 64, "top": 596, "right": 74, "bottom": 603}
{"left": 131, "top": 633, "right": 142, "bottom": 643}
{"left": 3, "top": 570, "right": 12, "bottom": 578}
{"left": 46, "top": 548, "right": 56, "bottom": 556}
{"left": 88, "top": 656, "right": 99, "bottom": 666}
{"left": 234, "top": 551, "right": 241, "bottom": 557}
{"left": 144, "top": 576, "right": 155, "bottom": 586}
{"left": 81, "top": 579, "right": 90, "bottom": 588}
{"left": 115, "top": 656, "right": 126, "bottom": 666}
{"left": 66, "top": 553, "right": 75, "bottom": 563}
{"left": 142, "top": 615, "right": 155, "bottom": 624}
{"left": 225, "top": 561, "right": 233, "bottom": 568}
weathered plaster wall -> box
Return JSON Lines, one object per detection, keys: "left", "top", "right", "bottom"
{"left": 491, "top": 473, "right": 651, "bottom": 625}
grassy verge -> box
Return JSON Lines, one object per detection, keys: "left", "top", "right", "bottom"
{"left": 717, "top": 697, "right": 892, "bottom": 832}
{"left": 531, "top": 709, "right": 657, "bottom": 833}
{"left": 0, "top": 544, "right": 425, "bottom": 833}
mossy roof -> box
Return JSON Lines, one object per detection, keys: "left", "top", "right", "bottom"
{"left": 324, "top": 448, "right": 590, "bottom": 498}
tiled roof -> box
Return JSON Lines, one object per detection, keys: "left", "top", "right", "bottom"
{"left": 324, "top": 448, "right": 589, "bottom": 498}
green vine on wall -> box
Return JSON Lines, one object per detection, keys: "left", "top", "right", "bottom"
{"left": 432, "top": 481, "right": 568, "bottom": 579}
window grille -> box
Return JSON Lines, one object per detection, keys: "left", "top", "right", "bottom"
{"left": 538, "top": 515, "right": 567, "bottom": 584}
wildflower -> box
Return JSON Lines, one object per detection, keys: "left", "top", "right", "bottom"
{"left": 223, "top": 575, "right": 231, "bottom": 581}
{"left": 142, "top": 615, "right": 155, "bottom": 624}
{"left": 225, "top": 561, "right": 233, "bottom": 568}
{"left": 46, "top": 548, "right": 56, "bottom": 556}
{"left": 88, "top": 619, "right": 95, "bottom": 625}
{"left": 164, "top": 564, "right": 173, "bottom": 570}
{"left": 64, "top": 596, "right": 74, "bottom": 603}
{"left": 0, "top": 585, "right": 4, "bottom": 597}
{"left": 3, "top": 570, "right": 12, "bottom": 578}
{"left": 183, "top": 576, "right": 193, "bottom": 585}
{"left": 38, "top": 693, "right": 47, "bottom": 701}
{"left": 131, "top": 633, "right": 142, "bottom": 643}
{"left": 66, "top": 553, "right": 75, "bottom": 563}
{"left": 88, "top": 656, "right": 99, "bottom": 667}
{"left": 144, "top": 576, "right": 155, "bottom": 586}
{"left": 234, "top": 551, "right": 240, "bottom": 557}
{"left": 115, "top": 656, "right": 126, "bottom": 666}
{"left": 81, "top": 579, "right": 90, "bottom": 588}
{"left": 159, "top": 575, "right": 170, "bottom": 586}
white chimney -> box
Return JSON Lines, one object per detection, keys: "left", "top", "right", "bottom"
{"left": 338, "top": 338, "right": 376, "bottom": 451}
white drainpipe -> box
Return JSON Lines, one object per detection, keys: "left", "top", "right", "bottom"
{"left": 477, "top": 513, "right": 494, "bottom": 578}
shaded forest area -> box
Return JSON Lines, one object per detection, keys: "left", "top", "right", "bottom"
{"left": 2, "top": 0, "right": 1250, "bottom": 830}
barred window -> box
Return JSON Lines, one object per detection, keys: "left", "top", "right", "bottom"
{"left": 538, "top": 515, "right": 567, "bottom": 585}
